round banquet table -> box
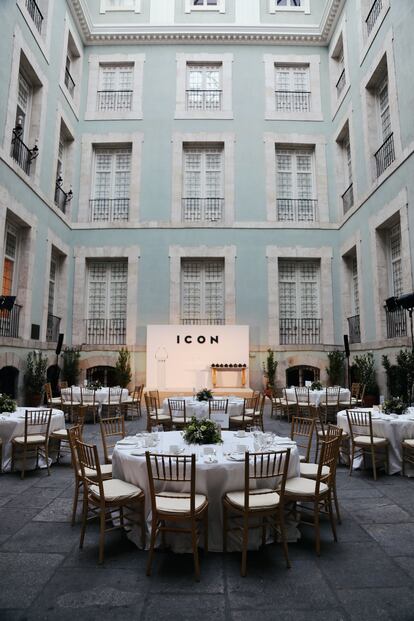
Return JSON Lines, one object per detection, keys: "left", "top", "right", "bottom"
{"left": 285, "top": 387, "right": 350, "bottom": 407}
{"left": 0, "top": 407, "right": 65, "bottom": 471}
{"left": 67, "top": 386, "right": 129, "bottom": 404}
{"left": 337, "top": 408, "right": 414, "bottom": 476}
{"left": 162, "top": 396, "right": 245, "bottom": 429}
{"left": 112, "top": 430, "right": 300, "bottom": 552}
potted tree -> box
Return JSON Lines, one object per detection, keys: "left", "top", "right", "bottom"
{"left": 61, "top": 347, "right": 81, "bottom": 386}
{"left": 25, "top": 350, "right": 48, "bottom": 406}
{"left": 262, "top": 349, "right": 278, "bottom": 397}
{"left": 326, "top": 350, "right": 345, "bottom": 386}
{"left": 353, "top": 352, "right": 379, "bottom": 407}
{"left": 115, "top": 347, "right": 132, "bottom": 388}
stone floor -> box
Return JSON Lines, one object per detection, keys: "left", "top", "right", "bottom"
{"left": 0, "top": 407, "right": 414, "bottom": 620}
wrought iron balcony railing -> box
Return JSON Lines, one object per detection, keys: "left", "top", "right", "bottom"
{"left": 46, "top": 314, "right": 61, "bottom": 342}
{"left": 181, "top": 318, "right": 225, "bottom": 325}
{"left": 347, "top": 314, "right": 361, "bottom": 344}
{"left": 86, "top": 318, "right": 126, "bottom": 345}
{"left": 385, "top": 307, "right": 407, "bottom": 339}
{"left": 97, "top": 90, "right": 133, "bottom": 112}
{"left": 0, "top": 304, "right": 22, "bottom": 338}
{"left": 54, "top": 177, "right": 72, "bottom": 213}
{"left": 10, "top": 128, "right": 38, "bottom": 175}
{"left": 186, "top": 89, "right": 222, "bottom": 111}
{"left": 89, "top": 198, "right": 129, "bottom": 222}
{"left": 375, "top": 133, "right": 395, "bottom": 177}
{"left": 336, "top": 69, "right": 346, "bottom": 97}
{"left": 182, "top": 198, "right": 224, "bottom": 223}
{"left": 65, "top": 67, "right": 75, "bottom": 96}
{"left": 26, "top": 0, "right": 43, "bottom": 33}
{"left": 279, "top": 318, "right": 322, "bottom": 345}
{"left": 276, "top": 198, "right": 318, "bottom": 222}
{"left": 366, "top": 0, "right": 383, "bottom": 36}
{"left": 275, "top": 90, "right": 311, "bottom": 112}
{"left": 342, "top": 183, "right": 354, "bottom": 214}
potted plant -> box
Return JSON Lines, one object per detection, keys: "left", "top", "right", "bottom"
{"left": 25, "top": 350, "right": 48, "bottom": 406}
{"left": 115, "top": 347, "right": 132, "bottom": 388}
{"left": 0, "top": 393, "right": 17, "bottom": 413}
{"left": 262, "top": 348, "right": 278, "bottom": 396}
{"left": 183, "top": 417, "right": 223, "bottom": 445}
{"left": 196, "top": 388, "right": 213, "bottom": 402}
{"left": 353, "top": 352, "right": 379, "bottom": 407}
{"left": 382, "top": 349, "right": 414, "bottom": 405}
{"left": 61, "top": 347, "right": 81, "bottom": 386}
{"left": 326, "top": 350, "right": 345, "bottom": 386}
{"left": 383, "top": 396, "right": 407, "bottom": 416}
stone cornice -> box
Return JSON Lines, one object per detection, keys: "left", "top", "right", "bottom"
{"left": 69, "top": 0, "right": 345, "bottom": 46}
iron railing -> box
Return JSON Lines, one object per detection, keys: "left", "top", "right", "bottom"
{"left": 46, "top": 314, "right": 61, "bottom": 342}
{"left": 182, "top": 198, "right": 224, "bottom": 223}
{"left": 366, "top": 0, "right": 383, "bottom": 36}
{"left": 276, "top": 198, "right": 318, "bottom": 222}
{"left": 0, "top": 304, "right": 22, "bottom": 338}
{"left": 26, "top": 0, "right": 43, "bottom": 33}
{"left": 54, "top": 181, "right": 71, "bottom": 213}
{"left": 86, "top": 318, "right": 126, "bottom": 345}
{"left": 97, "top": 90, "right": 133, "bottom": 112}
{"left": 10, "top": 129, "right": 38, "bottom": 175}
{"left": 375, "top": 133, "right": 395, "bottom": 177}
{"left": 336, "top": 69, "right": 346, "bottom": 97}
{"left": 89, "top": 198, "right": 129, "bottom": 222}
{"left": 275, "top": 90, "right": 311, "bottom": 112}
{"left": 347, "top": 314, "right": 361, "bottom": 344}
{"left": 385, "top": 307, "right": 407, "bottom": 339}
{"left": 181, "top": 318, "right": 225, "bottom": 325}
{"left": 186, "top": 89, "right": 222, "bottom": 111}
{"left": 342, "top": 183, "right": 354, "bottom": 214}
{"left": 65, "top": 67, "right": 75, "bottom": 96}
{"left": 279, "top": 318, "right": 322, "bottom": 345}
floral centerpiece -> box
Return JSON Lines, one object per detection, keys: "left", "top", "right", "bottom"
{"left": 196, "top": 388, "right": 213, "bottom": 402}
{"left": 310, "top": 381, "right": 323, "bottom": 391}
{"left": 383, "top": 396, "right": 407, "bottom": 416}
{"left": 183, "top": 417, "right": 223, "bottom": 445}
{"left": 87, "top": 380, "right": 103, "bottom": 390}
{"left": 0, "top": 394, "right": 17, "bottom": 413}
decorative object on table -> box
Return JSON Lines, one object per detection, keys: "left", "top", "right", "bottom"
{"left": 0, "top": 393, "right": 17, "bottom": 413}
{"left": 115, "top": 347, "right": 132, "bottom": 388}
{"left": 382, "top": 396, "right": 407, "bottom": 416}
{"left": 310, "top": 381, "right": 323, "bottom": 391}
{"left": 183, "top": 417, "right": 223, "bottom": 445}
{"left": 326, "top": 350, "right": 345, "bottom": 387}
{"left": 25, "top": 350, "right": 48, "bottom": 406}
{"left": 196, "top": 388, "right": 213, "bottom": 402}
{"left": 61, "top": 347, "right": 81, "bottom": 387}
{"left": 352, "top": 352, "right": 379, "bottom": 406}
{"left": 87, "top": 379, "right": 103, "bottom": 390}
{"left": 262, "top": 348, "right": 278, "bottom": 395}
{"left": 211, "top": 364, "right": 248, "bottom": 388}
{"left": 382, "top": 349, "right": 414, "bottom": 405}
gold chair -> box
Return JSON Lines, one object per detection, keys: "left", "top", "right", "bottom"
{"left": 269, "top": 394, "right": 284, "bottom": 420}
{"left": 284, "top": 436, "right": 341, "bottom": 556}
{"left": 50, "top": 406, "right": 86, "bottom": 462}
{"left": 11, "top": 409, "right": 53, "bottom": 479}
{"left": 290, "top": 415, "right": 315, "bottom": 463}
{"left": 168, "top": 398, "right": 188, "bottom": 429}
{"left": 319, "top": 388, "right": 340, "bottom": 424}
{"left": 281, "top": 388, "right": 296, "bottom": 422}
{"left": 402, "top": 438, "right": 414, "bottom": 475}
{"left": 223, "top": 448, "right": 291, "bottom": 577}
{"left": 346, "top": 409, "right": 389, "bottom": 480}
{"left": 102, "top": 387, "right": 123, "bottom": 418}
{"left": 339, "top": 382, "right": 363, "bottom": 409}
{"left": 146, "top": 451, "right": 208, "bottom": 581}
{"left": 295, "top": 386, "right": 318, "bottom": 418}
{"left": 99, "top": 415, "right": 126, "bottom": 464}
{"left": 44, "top": 382, "right": 62, "bottom": 406}
{"left": 125, "top": 384, "right": 144, "bottom": 419}
{"left": 148, "top": 390, "right": 161, "bottom": 408}
{"left": 80, "top": 387, "right": 99, "bottom": 424}
{"left": 76, "top": 439, "right": 145, "bottom": 564}
{"left": 229, "top": 396, "right": 257, "bottom": 430}
{"left": 208, "top": 398, "right": 229, "bottom": 426}
{"left": 252, "top": 394, "right": 266, "bottom": 431}
{"left": 145, "top": 394, "right": 172, "bottom": 431}
{"left": 60, "top": 387, "right": 81, "bottom": 423}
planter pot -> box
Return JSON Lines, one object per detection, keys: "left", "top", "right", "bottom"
{"left": 26, "top": 392, "right": 42, "bottom": 407}
{"left": 363, "top": 394, "right": 379, "bottom": 408}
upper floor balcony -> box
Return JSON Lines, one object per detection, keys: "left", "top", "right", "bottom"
{"left": 347, "top": 314, "right": 361, "bottom": 344}
{"left": 385, "top": 307, "right": 407, "bottom": 339}
{"left": 186, "top": 89, "right": 222, "bottom": 111}
{"left": 366, "top": 0, "right": 383, "bottom": 37}
{"left": 10, "top": 125, "right": 39, "bottom": 176}
{"left": 97, "top": 90, "right": 133, "bottom": 112}
{"left": 54, "top": 177, "right": 73, "bottom": 214}
{"left": 0, "top": 304, "right": 22, "bottom": 339}
{"left": 182, "top": 198, "right": 224, "bottom": 223}
{"left": 275, "top": 90, "right": 311, "bottom": 113}
{"left": 276, "top": 198, "right": 318, "bottom": 223}
{"left": 181, "top": 317, "right": 225, "bottom": 325}
{"left": 86, "top": 318, "right": 126, "bottom": 345}
{"left": 279, "top": 318, "right": 322, "bottom": 345}
{"left": 46, "top": 314, "right": 61, "bottom": 342}
{"left": 89, "top": 198, "right": 129, "bottom": 222}
{"left": 26, "top": 0, "right": 43, "bottom": 33}
{"left": 375, "top": 133, "right": 395, "bottom": 177}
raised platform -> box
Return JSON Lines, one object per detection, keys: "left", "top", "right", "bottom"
{"left": 144, "top": 387, "right": 253, "bottom": 401}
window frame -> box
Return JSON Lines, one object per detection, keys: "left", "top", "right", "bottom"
{"left": 100, "top": 0, "right": 141, "bottom": 13}
{"left": 269, "top": 0, "right": 310, "bottom": 14}
{"left": 180, "top": 258, "right": 225, "bottom": 324}
{"left": 185, "top": 0, "right": 225, "bottom": 13}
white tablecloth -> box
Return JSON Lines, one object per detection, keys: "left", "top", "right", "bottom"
{"left": 112, "top": 430, "right": 300, "bottom": 552}
{"left": 0, "top": 407, "right": 65, "bottom": 471}
{"left": 285, "top": 387, "right": 350, "bottom": 407}
{"left": 162, "top": 396, "right": 245, "bottom": 429}
{"left": 337, "top": 408, "right": 414, "bottom": 476}
{"left": 68, "top": 387, "right": 129, "bottom": 404}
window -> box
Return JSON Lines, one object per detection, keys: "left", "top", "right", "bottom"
{"left": 182, "top": 145, "right": 224, "bottom": 223}
{"left": 375, "top": 75, "right": 394, "bottom": 176}
{"left": 351, "top": 256, "right": 360, "bottom": 317}
{"left": 61, "top": 28, "right": 82, "bottom": 111}
{"left": 278, "top": 260, "right": 321, "bottom": 344}
{"left": 365, "top": 0, "right": 384, "bottom": 37}
{"left": 186, "top": 64, "right": 221, "bottom": 112}
{"left": 46, "top": 252, "right": 61, "bottom": 342}
{"left": 87, "top": 261, "right": 127, "bottom": 344}
{"left": 65, "top": 52, "right": 75, "bottom": 97}
{"left": 181, "top": 259, "right": 224, "bottom": 324}
{"left": 90, "top": 148, "right": 131, "bottom": 222}
{"left": 336, "top": 122, "right": 354, "bottom": 214}
{"left": 24, "top": 0, "right": 44, "bottom": 34}
{"left": 97, "top": 64, "right": 133, "bottom": 112}
{"left": 331, "top": 33, "right": 346, "bottom": 102}
{"left": 0, "top": 224, "right": 21, "bottom": 339}
{"left": 277, "top": 1, "right": 303, "bottom": 7}
{"left": 101, "top": 0, "right": 140, "bottom": 11}
{"left": 275, "top": 148, "right": 316, "bottom": 222}
{"left": 384, "top": 221, "right": 406, "bottom": 339}
{"left": 54, "top": 122, "right": 73, "bottom": 213}
{"left": 186, "top": 0, "right": 225, "bottom": 11}
{"left": 275, "top": 65, "right": 310, "bottom": 112}
{"left": 11, "top": 69, "right": 39, "bottom": 175}
{"left": 271, "top": 0, "right": 310, "bottom": 13}
{"left": 16, "top": 72, "right": 32, "bottom": 144}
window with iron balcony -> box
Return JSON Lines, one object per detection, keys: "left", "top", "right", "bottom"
{"left": 181, "top": 259, "right": 225, "bottom": 325}
{"left": 90, "top": 148, "right": 131, "bottom": 222}
{"left": 182, "top": 145, "right": 224, "bottom": 224}
{"left": 86, "top": 261, "right": 127, "bottom": 345}
{"left": 275, "top": 147, "right": 317, "bottom": 223}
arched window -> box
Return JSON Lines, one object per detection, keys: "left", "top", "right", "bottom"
{"left": 86, "top": 365, "right": 117, "bottom": 387}
{"left": 0, "top": 366, "right": 19, "bottom": 398}
{"left": 286, "top": 365, "right": 320, "bottom": 387}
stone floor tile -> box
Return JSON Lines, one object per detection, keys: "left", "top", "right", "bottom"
{"left": 336, "top": 586, "right": 414, "bottom": 621}
{"left": 230, "top": 609, "right": 349, "bottom": 621}
{"left": 141, "top": 594, "right": 226, "bottom": 621}
{"left": 0, "top": 507, "right": 40, "bottom": 543}
{"left": 32, "top": 497, "right": 73, "bottom": 522}
{"left": 5, "top": 486, "right": 63, "bottom": 509}
{"left": 1, "top": 521, "right": 80, "bottom": 554}
{"left": 147, "top": 550, "right": 225, "bottom": 593}
{"left": 393, "top": 556, "right": 414, "bottom": 580}
{"left": 361, "top": 523, "right": 414, "bottom": 556}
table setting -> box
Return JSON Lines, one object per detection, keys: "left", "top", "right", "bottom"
{"left": 285, "top": 386, "right": 351, "bottom": 407}
{"left": 162, "top": 394, "right": 245, "bottom": 428}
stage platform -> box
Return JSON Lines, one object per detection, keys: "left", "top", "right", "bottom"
{"left": 144, "top": 387, "right": 253, "bottom": 401}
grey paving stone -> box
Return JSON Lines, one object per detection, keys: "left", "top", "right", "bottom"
{"left": 0, "top": 552, "right": 64, "bottom": 609}
{"left": 230, "top": 610, "right": 348, "bottom": 621}
{"left": 1, "top": 521, "right": 80, "bottom": 554}
{"left": 394, "top": 556, "right": 414, "bottom": 580}
{"left": 5, "top": 486, "right": 63, "bottom": 508}
{"left": 336, "top": 586, "right": 414, "bottom": 621}
{"left": 32, "top": 497, "right": 73, "bottom": 522}
{"left": 361, "top": 522, "right": 414, "bottom": 556}
{"left": 142, "top": 594, "right": 226, "bottom": 621}
{"left": 148, "top": 550, "right": 225, "bottom": 593}
{"left": 63, "top": 531, "right": 147, "bottom": 569}
{"left": 0, "top": 507, "right": 40, "bottom": 543}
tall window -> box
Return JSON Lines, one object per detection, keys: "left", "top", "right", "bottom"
{"left": 340, "top": 127, "right": 354, "bottom": 213}
{"left": 351, "top": 256, "right": 360, "bottom": 316}
{"left": 388, "top": 222, "right": 402, "bottom": 298}
{"left": 182, "top": 145, "right": 224, "bottom": 223}
{"left": 275, "top": 65, "right": 310, "bottom": 112}
{"left": 192, "top": 0, "right": 219, "bottom": 7}
{"left": 87, "top": 261, "right": 127, "bottom": 344}
{"left": 90, "top": 148, "right": 131, "bottom": 222}
{"left": 276, "top": 0, "right": 303, "bottom": 6}
{"left": 2, "top": 225, "right": 19, "bottom": 297}
{"left": 279, "top": 260, "right": 321, "bottom": 344}
{"left": 181, "top": 259, "right": 224, "bottom": 324}
{"left": 16, "top": 72, "right": 32, "bottom": 143}
{"left": 375, "top": 74, "right": 395, "bottom": 176}
{"left": 11, "top": 70, "right": 38, "bottom": 175}
{"left": 186, "top": 64, "right": 221, "bottom": 112}
{"left": 65, "top": 52, "right": 75, "bottom": 97}
{"left": 334, "top": 38, "right": 346, "bottom": 99}
{"left": 97, "top": 64, "right": 133, "bottom": 112}
{"left": 275, "top": 148, "right": 316, "bottom": 222}
{"left": 106, "top": 0, "right": 135, "bottom": 7}
{"left": 54, "top": 126, "right": 72, "bottom": 213}
{"left": 46, "top": 253, "right": 61, "bottom": 342}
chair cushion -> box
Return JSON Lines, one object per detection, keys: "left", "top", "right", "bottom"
{"left": 171, "top": 417, "right": 187, "bottom": 424}
{"left": 12, "top": 435, "right": 46, "bottom": 444}
{"left": 50, "top": 428, "right": 68, "bottom": 438}
{"left": 79, "top": 463, "right": 113, "bottom": 478}
{"left": 149, "top": 414, "right": 171, "bottom": 422}
{"left": 155, "top": 492, "right": 207, "bottom": 514}
{"left": 403, "top": 439, "right": 414, "bottom": 448}
{"left": 299, "top": 463, "right": 330, "bottom": 478}
{"left": 353, "top": 435, "right": 388, "bottom": 446}
{"left": 49, "top": 397, "right": 62, "bottom": 404}
{"left": 299, "top": 455, "right": 307, "bottom": 462}
{"left": 229, "top": 415, "right": 254, "bottom": 422}
{"left": 284, "top": 476, "right": 329, "bottom": 496}
{"left": 225, "top": 488, "right": 280, "bottom": 510}
{"left": 90, "top": 478, "right": 142, "bottom": 502}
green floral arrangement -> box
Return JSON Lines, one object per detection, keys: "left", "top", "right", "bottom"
{"left": 0, "top": 393, "right": 17, "bottom": 413}
{"left": 311, "top": 381, "right": 323, "bottom": 391}
{"left": 87, "top": 380, "right": 103, "bottom": 390}
{"left": 183, "top": 417, "right": 223, "bottom": 445}
{"left": 196, "top": 388, "right": 213, "bottom": 402}
{"left": 383, "top": 396, "right": 407, "bottom": 416}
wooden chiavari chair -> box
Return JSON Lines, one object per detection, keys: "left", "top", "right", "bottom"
{"left": 290, "top": 416, "right": 315, "bottom": 463}
{"left": 80, "top": 387, "right": 99, "bottom": 424}
{"left": 281, "top": 388, "right": 296, "bottom": 423}
{"left": 168, "top": 398, "right": 188, "bottom": 429}
{"left": 99, "top": 415, "right": 126, "bottom": 464}
{"left": 102, "top": 387, "right": 123, "bottom": 418}
{"left": 125, "top": 384, "right": 144, "bottom": 419}
{"left": 229, "top": 396, "right": 257, "bottom": 430}
{"left": 402, "top": 438, "right": 414, "bottom": 475}
{"left": 11, "top": 409, "right": 53, "bottom": 479}
{"left": 144, "top": 394, "right": 172, "bottom": 431}
{"left": 44, "top": 382, "right": 61, "bottom": 406}
{"left": 346, "top": 409, "right": 389, "bottom": 480}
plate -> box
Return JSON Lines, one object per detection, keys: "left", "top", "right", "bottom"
{"left": 130, "top": 450, "right": 146, "bottom": 456}
{"left": 228, "top": 452, "right": 246, "bottom": 461}
{"left": 117, "top": 439, "right": 138, "bottom": 445}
